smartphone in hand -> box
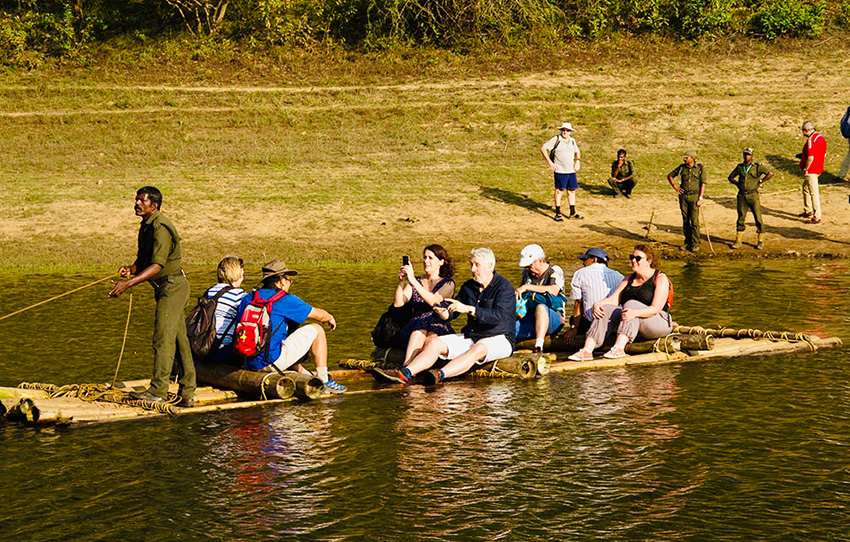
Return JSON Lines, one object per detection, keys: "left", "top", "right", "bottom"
{"left": 402, "top": 255, "right": 410, "bottom": 266}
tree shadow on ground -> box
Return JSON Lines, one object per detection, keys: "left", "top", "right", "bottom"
{"left": 581, "top": 181, "right": 616, "bottom": 197}
{"left": 479, "top": 186, "right": 552, "bottom": 218}
{"left": 709, "top": 195, "right": 803, "bottom": 221}
{"left": 580, "top": 221, "right": 665, "bottom": 244}
{"left": 766, "top": 154, "right": 847, "bottom": 185}
{"left": 766, "top": 224, "right": 850, "bottom": 245}
{"left": 653, "top": 221, "right": 733, "bottom": 248}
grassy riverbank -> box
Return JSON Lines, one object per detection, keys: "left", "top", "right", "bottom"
{"left": 2, "top": 37, "right": 850, "bottom": 273}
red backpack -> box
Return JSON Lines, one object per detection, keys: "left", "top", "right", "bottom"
{"left": 627, "top": 272, "right": 674, "bottom": 311}
{"left": 234, "top": 290, "right": 287, "bottom": 357}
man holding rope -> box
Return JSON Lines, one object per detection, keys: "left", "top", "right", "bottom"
{"left": 109, "top": 186, "right": 196, "bottom": 407}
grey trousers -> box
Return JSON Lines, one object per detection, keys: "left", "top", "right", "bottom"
{"left": 587, "top": 300, "right": 672, "bottom": 346}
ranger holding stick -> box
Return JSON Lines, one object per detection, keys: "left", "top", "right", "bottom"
{"left": 109, "top": 186, "right": 196, "bottom": 407}
{"left": 727, "top": 147, "right": 773, "bottom": 250}
{"left": 667, "top": 151, "right": 706, "bottom": 253}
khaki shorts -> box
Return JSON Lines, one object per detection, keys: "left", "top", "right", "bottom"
{"left": 269, "top": 324, "right": 320, "bottom": 371}
{"left": 438, "top": 333, "right": 513, "bottom": 363}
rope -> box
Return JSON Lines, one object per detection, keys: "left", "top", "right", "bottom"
{"left": 259, "top": 371, "right": 274, "bottom": 401}
{"left": 672, "top": 325, "right": 818, "bottom": 350}
{"left": 16, "top": 381, "right": 177, "bottom": 415}
{"left": 0, "top": 275, "right": 114, "bottom": 322}
{"left": 111, "top": 293, "right": 133, "bottom": 388}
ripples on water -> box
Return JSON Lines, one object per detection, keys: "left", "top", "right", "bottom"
{"left": 1, "top": 260, "right": 848, "bottom": 540}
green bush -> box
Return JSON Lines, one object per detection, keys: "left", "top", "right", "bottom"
{"left": 749, "top": 0, "right": 826, "bottom": 39}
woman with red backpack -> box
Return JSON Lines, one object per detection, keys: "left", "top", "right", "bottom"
{"left": 568, "top": 244, "right": 673, "bottom": 361}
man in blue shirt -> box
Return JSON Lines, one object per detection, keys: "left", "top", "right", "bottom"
{"left": 237, "top": 259, "right": 346, "bottom": 393}
{"left": 374, "top": 247, "right": 515, "bottom": 385}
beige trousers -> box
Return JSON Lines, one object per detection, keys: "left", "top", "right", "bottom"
{"left": 802, "top": 173, "right": 822, "bottom": 219}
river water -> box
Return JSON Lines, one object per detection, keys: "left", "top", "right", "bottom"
{"left": 1, "top": 259, "right": 848, "bottom": 540}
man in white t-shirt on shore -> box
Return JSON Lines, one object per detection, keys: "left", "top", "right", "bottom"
{"left": 541, "top": 122, "right": 583, "bottom": 221}
{"left": 566, "top": 247, "right": 623, "bottom": 341}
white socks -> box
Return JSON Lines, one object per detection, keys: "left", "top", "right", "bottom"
{"left": 316, "top": 366, "right": 329, "bottom": 383}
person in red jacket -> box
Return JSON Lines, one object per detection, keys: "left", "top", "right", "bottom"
{"left": 798, "top": 121, "right": 827, "bottom": 224}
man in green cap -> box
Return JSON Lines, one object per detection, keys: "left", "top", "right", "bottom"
{"left": 109, "top": 186, "right": 196, "bottom": 407}
{"left": 667, "top": 152, "right": 706, "bottom": 252}
{"left": 727, "top": 147, "right": 773, "bottom": 250}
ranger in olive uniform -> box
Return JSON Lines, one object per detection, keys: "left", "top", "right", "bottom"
{"left": 667, "top": 152, "right": 706, "bottom": 252}
{"left": 727, "top": 147, "right": 773, "bottom": 250}
{"left": 109, "top": 186, "right": 196, "bottom": 407}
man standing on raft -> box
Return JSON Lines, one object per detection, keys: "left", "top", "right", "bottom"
{"left": 109, "top": 186, "right": 196, "bottom": 407}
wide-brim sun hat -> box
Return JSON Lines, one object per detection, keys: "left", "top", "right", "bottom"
{"left": 261, "top": 259, "right": 298, "bottom": 280}
{"left": 559, "top": 122, "right": 574, "bottom": 132}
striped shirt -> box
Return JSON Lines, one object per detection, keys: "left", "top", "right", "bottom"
{"left": 570, "top": 263, "right": 624, "bottom": 320}
{"left": 205, "top": 283, "right": 247, "bottom": 346}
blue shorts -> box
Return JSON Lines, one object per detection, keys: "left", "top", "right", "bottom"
{"left": 515, "top": 305, "right": 564, "bottom": 341}
{"left": 554, "top": 172, "right": 578, "bottom": 191}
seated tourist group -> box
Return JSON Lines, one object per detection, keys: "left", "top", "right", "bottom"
{"left": 200, "top": 243, "right": 674, "bottom": 391}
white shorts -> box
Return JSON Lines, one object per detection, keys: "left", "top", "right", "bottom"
{"left": 437, "top": 333, "right": 513, "bottom": 363}
{"left": 270, "top": 324, "right": 319, "bottom": 371}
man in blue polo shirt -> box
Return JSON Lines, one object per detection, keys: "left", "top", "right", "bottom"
{"left": 237, "top": 259, "right": 346, "bottom": 393}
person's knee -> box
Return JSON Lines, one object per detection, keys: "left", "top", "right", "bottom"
{"left": 623, "top": 299, "right": 644, "bottom": 310}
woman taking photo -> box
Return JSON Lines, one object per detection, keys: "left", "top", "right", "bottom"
{"left": 569, "top": 244, "right": 672, "bottom": 360}
{"left": 394, "top": 244, "right": 456, "bottom": 364}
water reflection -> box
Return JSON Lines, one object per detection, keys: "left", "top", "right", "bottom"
{"left": 1, "top": 260, "right": 849, "bottom": 540}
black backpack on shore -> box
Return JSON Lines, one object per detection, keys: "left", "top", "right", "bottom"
{"left": 186, "top": 286, "right": 232, "bottom": 361}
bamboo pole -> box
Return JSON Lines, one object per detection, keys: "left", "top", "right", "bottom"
{"left": 196, "top": 363, "right": 295, "bottom": 400}
{"left": 282, "top": 371, "right": 324, "bottom": 400}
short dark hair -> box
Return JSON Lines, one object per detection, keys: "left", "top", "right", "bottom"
{"left": 617, "top": 148, "right": 627, "bottom": 156}
{"left": 136, "top": 186, "right": 163, "bottom": 209}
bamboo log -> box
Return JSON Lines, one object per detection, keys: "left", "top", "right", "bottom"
{"left": 516, "top": 334, "right": 580, "bottom": 352}
{"left": 624, "top": 333, "right": 713, "bottom": 355}
{"left": 672, "top": 325, "right": 816, "bottom": 342}
{"left": 471, "top": 353, "right": 551, "bottom": 379}
{"left": 282, "top": 371, "right": 324, "bottom": 400}
{"left": 196, "top": 363, "right": 295, "bottom": 400}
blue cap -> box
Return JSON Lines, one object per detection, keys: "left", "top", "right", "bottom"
{"left": 578, "top": 247, "right": 608, "bottom": 262}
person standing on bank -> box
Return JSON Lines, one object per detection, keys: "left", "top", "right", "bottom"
{"left": 727, "top": 147, "right": 773, "bottom": 250}
{"left": 608, "top": 148, "right": 636, "bottom": 197}
{"left": 667, "top": 152, "right": 706, "bottom": 252}
{"left": 839, "top": 106, "right": 850, "bottom": 182}
{"left": 109, "top": 186, "right": 196, "bottom": 407}
{"left": 798, "top": 121, "right": 826, "bottom": 224}
{"left": 541, "top": 122, "right": 583, "bottom": 221}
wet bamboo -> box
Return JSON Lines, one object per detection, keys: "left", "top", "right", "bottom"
{"left": 475, "top": 354, "right": 540, "bottom": 379}
{"left": 196, "top": 363, "right": 295, "bottom": 400}
{"left": 282, "top": 371, "right": 324, "bottom": 400}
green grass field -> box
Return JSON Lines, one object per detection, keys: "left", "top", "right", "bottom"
{"left": 2, "top": 37, "right": 849, "bottom": 272}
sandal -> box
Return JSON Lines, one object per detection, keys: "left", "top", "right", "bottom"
{"left": 603, "top": 348, "right": 627, "bottom": 359}
{"left": 568, "top": 350, "right": 594, "bottom": 361}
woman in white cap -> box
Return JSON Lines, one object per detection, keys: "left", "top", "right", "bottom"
{"left": 541, "top": 122, "right": 583, "bottom": 221}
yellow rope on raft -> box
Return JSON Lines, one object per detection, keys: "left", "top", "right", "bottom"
{"left": 672, "top": 325, "right": 817, "bottom": 352}
{"left": 339, "top": 358, "right": 379, "bottom": 370}
{"left": 16, "top": 382, "right": 178, "bottom": 415}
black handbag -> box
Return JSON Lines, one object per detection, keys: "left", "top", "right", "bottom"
{"left": 371, "top": 303, "right": 413, "bottom": 348}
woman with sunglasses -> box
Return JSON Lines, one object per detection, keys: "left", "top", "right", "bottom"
{"left": 568, "top": 244, "right": 672, "bottom": 360}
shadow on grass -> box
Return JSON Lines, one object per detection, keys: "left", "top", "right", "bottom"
{"left": 580, "top": 221, "right": 659, "bottom": 243}
{"left": 766, "top": 154, "right": 847, "bottom": 185}
{"left": 709, "top": 196, "right": 803, "bottom": 221}
{"left": 479, "top": 186, "right": 552, "bottom": 218}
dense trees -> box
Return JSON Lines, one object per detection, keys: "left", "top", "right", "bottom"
{"left": 0, "top": 0, "right": 846, "bottom": 66}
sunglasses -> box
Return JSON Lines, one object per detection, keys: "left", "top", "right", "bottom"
{"left": 628, "top": 254, "right": 643, "bottom": 262}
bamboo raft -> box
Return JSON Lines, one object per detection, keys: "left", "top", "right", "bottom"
{"left": 1, "top": 325, "right": 842, "bottom": 428}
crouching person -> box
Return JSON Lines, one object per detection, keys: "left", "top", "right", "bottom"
{"left": 237, "top": 259, "right": 346, "bottom": 393}
{"left": 375, "top": 248, "right": 515, "bottom": 385}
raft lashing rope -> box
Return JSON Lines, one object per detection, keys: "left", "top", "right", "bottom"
{"left": 16, "top": 382, "right": 178, "bottom": 415}
{"left": 672, "top": 325, "right": 818, "bottom": 351}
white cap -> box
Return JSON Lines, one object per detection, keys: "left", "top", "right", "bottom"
{"left": 558, "top": 122, "right": 574, "bottom": 132}
{"left": 519, "top": 244, "right": 545, "bottom": 267}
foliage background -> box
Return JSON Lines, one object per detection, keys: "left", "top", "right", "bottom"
{"left": 1, "top": 0, "right": 848, "bottom": 67}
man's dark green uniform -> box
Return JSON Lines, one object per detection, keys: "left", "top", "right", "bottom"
{"left": 727, "top": 161, "right": 770, "bottom": 233}
{"left": 668, "top": 163, "right": 706, "bottom": 250}
{"left": 135, "top": 210, "right": 196, "bottom": 400}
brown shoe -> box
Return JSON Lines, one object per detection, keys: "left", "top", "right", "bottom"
{"left": 798, "top": 211, "right": 813, "bottom": 218}
{"left": 810, "top": 217, "right": 822, "bottom": 224}
{"left": 421, "top": 369, "right": 443, "bottom": 386}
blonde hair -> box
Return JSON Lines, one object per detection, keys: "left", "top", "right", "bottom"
{"left": 217, "top": 255, "right": 244, "bottom": 285}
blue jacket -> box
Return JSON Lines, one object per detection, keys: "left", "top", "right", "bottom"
{"left": 454, "top": 272, "right": 516, "bottom": 344}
